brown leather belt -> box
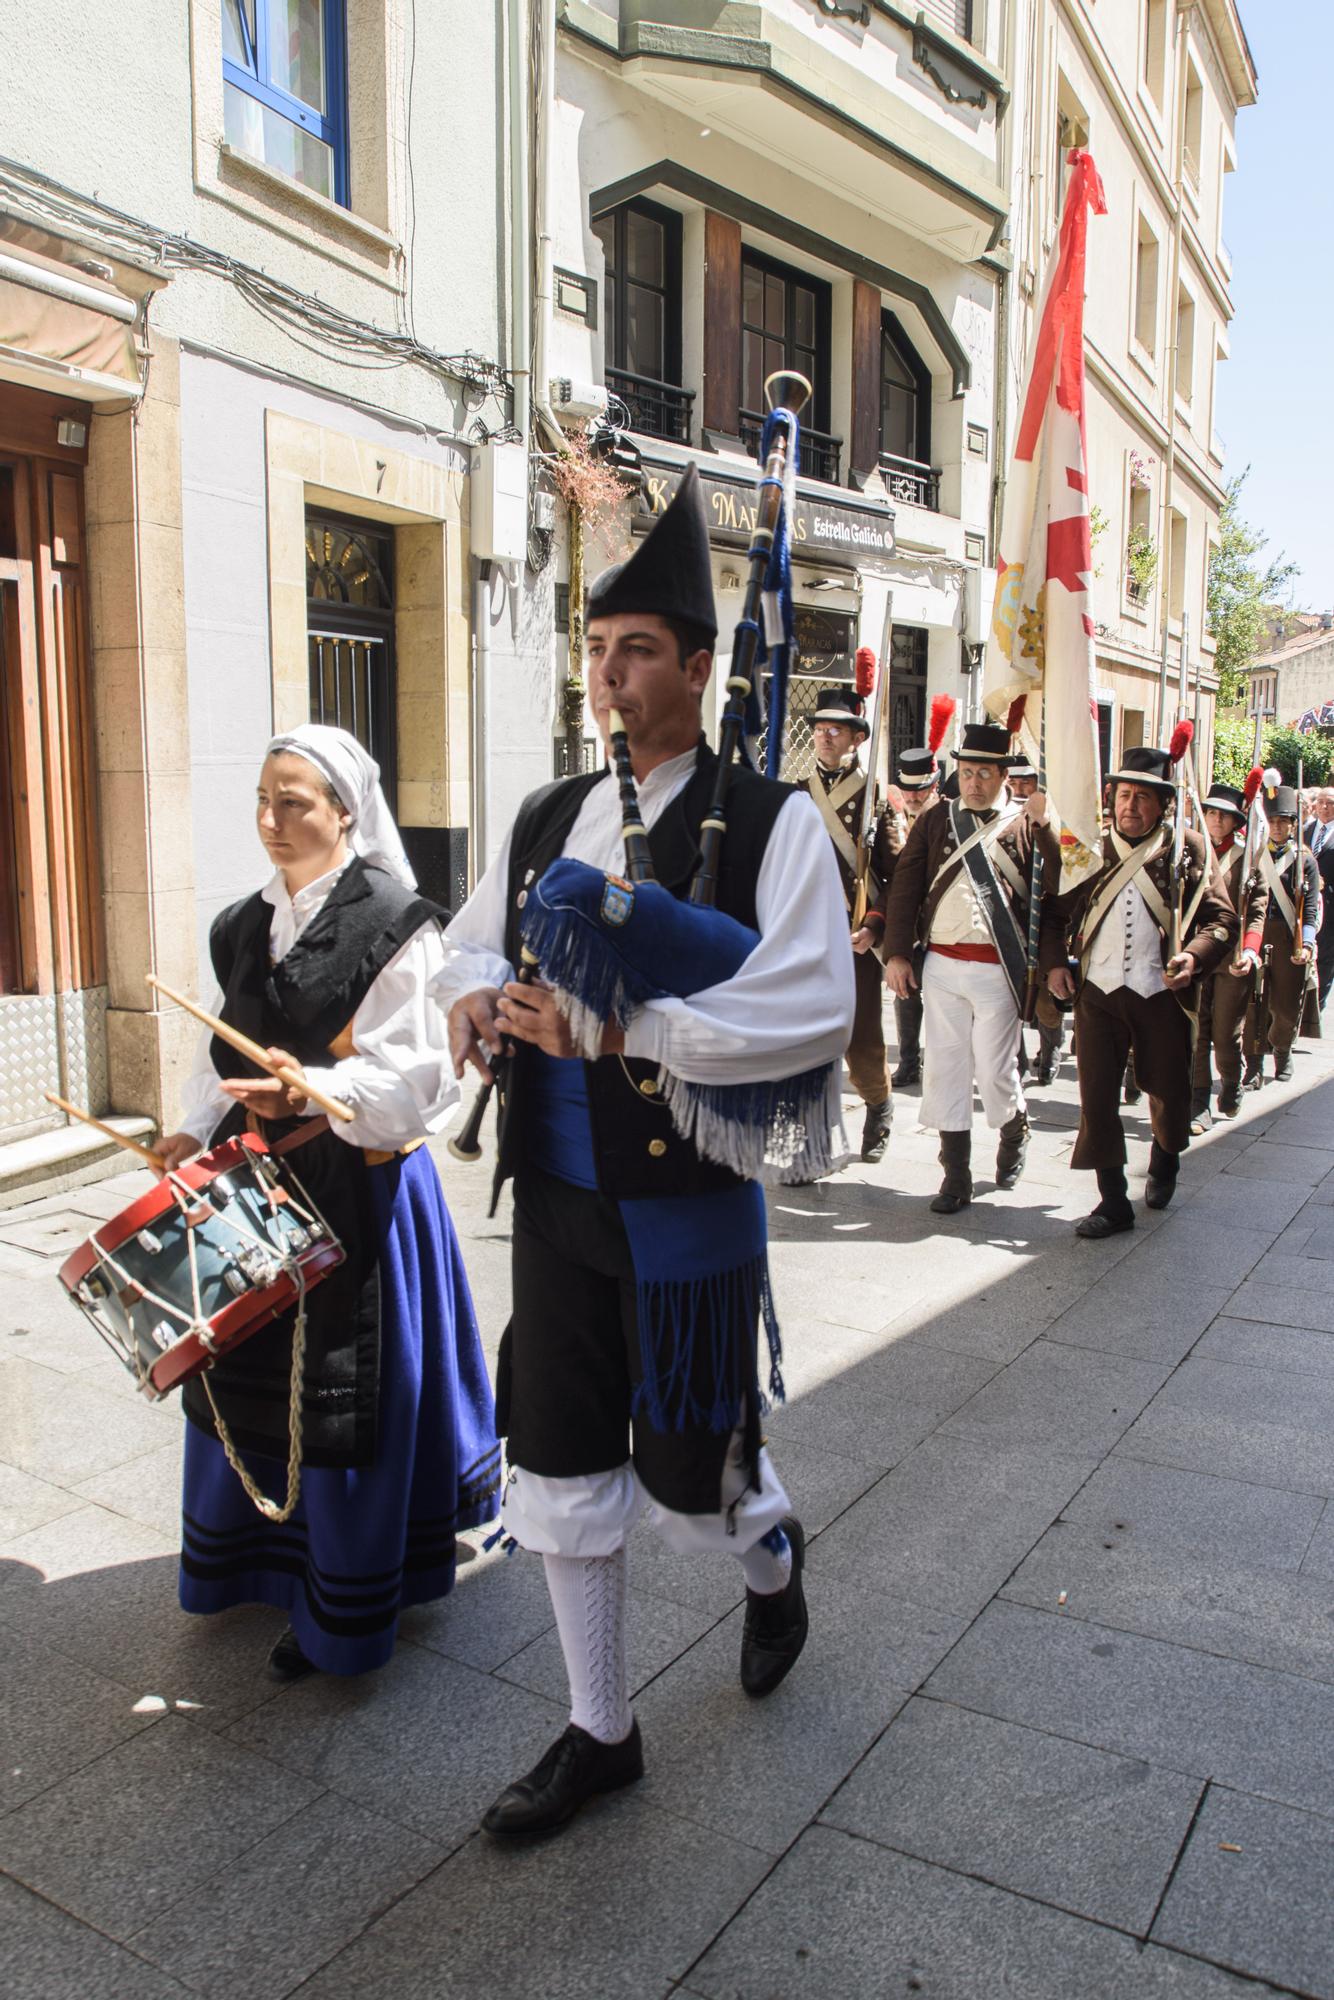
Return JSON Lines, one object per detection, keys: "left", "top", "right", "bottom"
{"left": 266, "top": 1115, "right": 424, "bottom": 1169}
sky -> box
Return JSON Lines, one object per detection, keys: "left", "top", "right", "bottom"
{"left": 1215, "top": 0, "right": 1334, "bottom": 611}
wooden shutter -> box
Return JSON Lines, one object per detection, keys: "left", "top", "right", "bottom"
{"left": 919, "top": 0, "right": 972, "bottom": 42}
{"left": 702, "top": 210, "right": 742, "bottom": 437}
{"left": 850, "top": 281, "right": 882, "bottom": 480}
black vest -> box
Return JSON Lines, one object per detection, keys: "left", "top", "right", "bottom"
{"left": 494, "top": 743, "right": 793, "bottom": 1204}
{"left": 182, "top": 860, "right": 445, "bottom": 1468}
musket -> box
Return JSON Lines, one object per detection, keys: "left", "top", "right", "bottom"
{"left": 1168, "top": 721, "right": 1193, "bottom": 958}
{"left": 1292, "top": 755, "right": 1308, "bottom": 965}
{"left": 851, "top": 594, "right": 893, "bottom": 930}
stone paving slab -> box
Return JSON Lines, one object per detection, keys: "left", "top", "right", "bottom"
{"left": 1152, "top": 1786, "right": 1334, "bottom": 2000}
{"left": 1058, "top": 1456, "right": 1326, "bottom": 1569}
{"left": 0, "top": 1874, "right": 192, "bottom": 2000}
{"left": 1115, "top": 1354, "right": 1334, "bottom": 1496}
{"left": 820, "top": 1696, "right": 1203, "bottom": 1934}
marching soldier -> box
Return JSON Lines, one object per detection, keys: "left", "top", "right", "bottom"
{"left": 1040, "top": 745, "right": 1237, "bottom": 1237}
{"left": 881, "top": 729, "right": 948, "bottom": 1089}
{"left": 808, "top": 681, "right": 897, "bottom": 1162}
{"left": 1008, "top": 750, "right": 1066, "bottom": 1087}
{"left": 1246, "top": 777, "right": 1320, "bottom": 1085}
{"left": 883, "top": 721, "right": 1059, "bottom": 1213}
{"left": 1191, "top": 778, "right": 1267, "bottom": 1128}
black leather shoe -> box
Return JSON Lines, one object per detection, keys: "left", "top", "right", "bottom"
{"left": 1243, "top": 1060, "right": 1264, "bottom": 1091}
{"left": 860, "top": 1100, "right": 893, "bottom": 1163}
{"left": 891, "top": 1056, "right": 921, "bottom": 1088}
{"left": 267, "top": 1627, "right": 317, "bottom": 1682}
{"left": 1144, "top": 1176, "right": 1177, "bottom": 1211}
{"left": 481, "top": 1722, "right": 643, "bottom": 1841}
{"left": 1274, "top": 1052, "right": 1295, "bottom": 1082}
{"left": 1075, "top": 1208, "right": 1135, "bottom": 1239}
{"left": 1033, "top": 1059, "right": 1057, "bottom": 1087}
{"left": 741, "top": 1516, "right": 808, "bottom": 1698}
{"left": 1217, "top": 1082, "right": 1242, "bottom": 1118}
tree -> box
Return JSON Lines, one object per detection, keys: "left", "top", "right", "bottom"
{"left": 1206, "top": 471, "right": 1299, "bottom": 707}
{"left": 1212, "top": 713, "right": 1258, "bottom": 789}
{"left": 1262, "top": 724, "right": 1334, "bottom": 788}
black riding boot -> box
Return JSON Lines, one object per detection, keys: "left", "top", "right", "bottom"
{"left": 1075, "top": 1165, "right": 1135, "bottom": 1239}
{"left": 1034, "top": 1021, "right": 1062, "bottom": 1086}
{"left": 994, "top": 1112, "right": 1030, "bottom": 1191}
{"left": 930, "top": 1130, "right": 972, "bottom": 1214}
{"left": 1145, "top": 1140, "right": 1180, "bottom": 1210}
{"left": 1189, "top": 1085, "right": 1212, "bottom": 1135}
{"left": 892, "top": 998, "right": 922, "bottom": 1087}
{"left": 860, "top": 1098, "right": 893, "bottom": 1163}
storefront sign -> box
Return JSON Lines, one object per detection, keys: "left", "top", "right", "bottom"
{"left": 639, "top": 458, "right": 895, "bottom": 564}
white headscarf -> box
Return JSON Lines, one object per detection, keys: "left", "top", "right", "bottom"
{"left": 265, "top": 723, "right": 416, "bottom": 889}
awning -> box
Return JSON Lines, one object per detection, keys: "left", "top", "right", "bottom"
{"left": 0, "top": 242, "right": 144, "bottom": 401}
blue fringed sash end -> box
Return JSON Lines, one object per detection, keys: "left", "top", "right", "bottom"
{"left": 631, "top": 1251, "right": 784, "bottom": 1438}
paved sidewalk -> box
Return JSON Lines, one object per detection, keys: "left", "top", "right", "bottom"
{"left": 4, "top": 1038, "right": 1334, "bottom": 1999}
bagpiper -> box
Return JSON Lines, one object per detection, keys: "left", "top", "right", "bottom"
{"left": 1040, "top": 744, "right": 1237, "bottom": 1237}
{"left": 882, "top": 720, "right": 1059, "bottom": 1213}
{"left": 1191, "top": 774, "right": 1267, "bottom": 1128}
{"left": 1008, "top": 748, "right": 1066, "bottom": 1087}
{"left": 437, "top": 468, "right": 854, "bottom": 1840}
{"left": 808, "top": 675, "right": 898, "bottom": 1162}
{"left": 1245, "top": 775, "right": 1320, "bottom": 1085}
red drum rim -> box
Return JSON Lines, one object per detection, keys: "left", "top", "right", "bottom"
{"left": 57, "top": 1133, "right": 271, "bottom": 1293}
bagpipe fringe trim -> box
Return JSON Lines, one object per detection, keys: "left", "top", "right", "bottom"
{"left": 631, "top": 1254, "right": 784, "bottom": 1436}
{"left": 659, "top": 1061, "right": 847, "bottom": 1186}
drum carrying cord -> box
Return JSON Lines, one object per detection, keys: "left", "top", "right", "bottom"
{"left": 201, "top": 1258, "right": 307, "bottom": 1525}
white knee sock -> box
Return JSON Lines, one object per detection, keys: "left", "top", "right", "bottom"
{"left": 739, "top": 1523, "right": 792, "bottom": 1595}
{"left": 542, "top": 1550, "right": 633, "bottom": 1745}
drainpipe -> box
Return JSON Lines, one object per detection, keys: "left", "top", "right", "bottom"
{"left": 508, "top": 0, "right": 531, "bottom": 443}
{"left": 531, "top": 0, "right": 562, "bottom": 454}
{"left": 471, "top": 559, "right": 493, "bottom": 877}
{"left": 1154, "top": 2, "right": 1191, "bottom": 745}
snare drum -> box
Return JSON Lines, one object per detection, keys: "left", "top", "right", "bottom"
{"left": 58, "top": 1133, "right": 345, "bottom": 1400}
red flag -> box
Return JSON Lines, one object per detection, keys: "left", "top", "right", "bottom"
{"left": 984, "top": 150, "right": 1107, "bottom": 885}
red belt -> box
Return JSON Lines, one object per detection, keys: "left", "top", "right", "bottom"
{"left": 929, "top": 942, "right": 1000, "bottom": 964}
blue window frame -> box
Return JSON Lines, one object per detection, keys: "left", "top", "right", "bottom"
{"left": 222, "top": 0, "right": 349, "bottom": 207}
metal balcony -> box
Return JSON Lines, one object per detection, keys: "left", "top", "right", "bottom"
{"left": 605, "top": 368, "right": 694, "bottom": 445}
{"left": 739, "top": 409, "right": 842, "bottom": 484}
{"left": 878, "top": 451, "right": 941, "bottom": 511}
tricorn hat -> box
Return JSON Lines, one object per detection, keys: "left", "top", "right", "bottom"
{"left": 811, "top": 685, "right": 869, "bottom": 734}
{"left": 952, "top": 721, "right": 1012, "bottom": 764}
{"left": 587, "top": 462, "right": 717, "bottom": 643}
{"left": 897, "top": 747, "right": 939, "bottom": 790}
{"left": 1200, "top": 782, "right": 1246, "bottom": 819}
{"left": 1106, "top": 745, "right": 1175, "bottom": 798}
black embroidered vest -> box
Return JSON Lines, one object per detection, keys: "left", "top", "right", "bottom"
{"left": 494, "top": 743, "right": 793, "bottom": 1204}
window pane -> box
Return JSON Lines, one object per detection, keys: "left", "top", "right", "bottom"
{"left": 222, "top": 0, "right": 255, "bottom": 67}
{"left": 625, "top": 210, "right": 664, "bottom": 287}
{"left": 794, "top": 286, "right": 815, "bottom": 348}
{"left": 764, "top": 273, "right": 785, "bottom": 336}
{"left": 265, "top": 0, "right": 326, "bottom": 114}
{"left": 765, "top": 337, "right": 785, "bottom": 384}
{"left": 625, "top": 284, "right": 664, "bottom": 380}
{"left": 743, "top": 261, "right": 763, "bottom": 328}
{"left": 225, "top": 78, "right": 333, "bottom": 197}
{"left": 882, "top": 385, "right": 916, "bottom": 461}
{"left": 743, "top": 330, "right": 764, "bottom": 410}
{"left": 881, "top": 330, "right": 914, "bottom": 395}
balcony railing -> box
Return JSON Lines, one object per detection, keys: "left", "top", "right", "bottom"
{"left": 739, "top": 409, "right": 842, "bottom": 484}
{"left": 878, "top": 451, "right": 941, "bottom": 511}
{"left": 605, "top": 368, "right": 694, "bottom": 445}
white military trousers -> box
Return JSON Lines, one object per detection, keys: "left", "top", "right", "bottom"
{"left": 917, "top": 949, "right": 1025, "bottom": 1132}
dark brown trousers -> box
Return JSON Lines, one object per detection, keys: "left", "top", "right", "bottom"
{"left": 1248, "top": 919, "right": 1308, "bottom": 1059}
{"left": 1193, "top": 965, "right": 1249, "bottom": 1092}
{"left": 846, "top": 947, "right": 890, "bottom": 1107}
{"left": 1072, "top": 982, "right": 1193, "bottom": 1171}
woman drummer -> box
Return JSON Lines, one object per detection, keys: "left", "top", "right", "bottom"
{"left": 154, "top": 723, "right": 499, "bottom": 1680}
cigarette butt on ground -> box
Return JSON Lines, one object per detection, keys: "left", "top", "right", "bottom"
{"left": 1218, "top": 1843, "right": 1243, "bottom": 1854}
{"left": 1057, "top": 1591, "right": 1068, "bottom": 1606}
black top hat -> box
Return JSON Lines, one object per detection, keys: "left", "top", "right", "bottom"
{"left": 897, "top": 747, "right": 939, "bottom": 790}
{"left": 1200, "top": 782, "right": 1246, "bottom": 818}
{"left": 952, "top": 722, "right": 1012, "bottom": 764}
{"left": 1007, "top": 752, "right": 1039, "bottom": 780}
{"left": 811, "top": 685, "right": 869, "bottom": 733}
{"left": 1265, "top": 784, "right": 1299, "bottom": 820}
{"left": 587, "top": 462, "right": 718, "bottom": 643}
{"left": 1105, "top": 746, "right": 1175, "bottom": 797}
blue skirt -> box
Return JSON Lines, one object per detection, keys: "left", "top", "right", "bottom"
{"left": 179, "top": 1146, "right": 500, "bottom": 1675}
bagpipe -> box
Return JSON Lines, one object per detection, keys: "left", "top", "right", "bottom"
{"left": 454, "top": 370, "right": 841, "bottom": 1183}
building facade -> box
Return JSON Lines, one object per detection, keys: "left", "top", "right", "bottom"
{"left": 1247, "top": 619, "right": 1334, "bottom": 740}
{"left": 0, "top": 1, "right": 512, "bottom": 1175}
{"left": 1003, "top": 0, "right": 1256, "bottom": 780}
{"left": 542, "top": 0, "right": 1011, "bottom": 784}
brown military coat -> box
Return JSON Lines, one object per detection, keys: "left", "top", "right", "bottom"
{"left": 807, "top": 764, "right": 902, "bottom": 940}
{"left": 1215, "top": 838, "right": 1268, "bottom": 955}
{"left": 881, "top": 795, "right": 1061, "bottom": 963}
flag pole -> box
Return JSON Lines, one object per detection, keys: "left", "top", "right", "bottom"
{"left": 1024, "top": 698, "right": 1048, "bottom": 1022}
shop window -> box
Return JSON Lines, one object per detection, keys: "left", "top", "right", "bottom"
{"left": 306, "top": 510, "right": 396, "bottom": 805}
{"left": 759, "top": 605, "right": 856, "bottom": 779}
{"left": 888, "top": 625, "right": 930, "bottom": 779}
{"left": 879, "top": 315, "right": 937, "bottom": 509}
{"left": 223, "top": 0, "right": 349, "bottom": 206}
{"left": 591, "top": 200, "right": 690, "bottom": 445}
{"left": 739, "top": 250, "right": 838, "bottom": 483}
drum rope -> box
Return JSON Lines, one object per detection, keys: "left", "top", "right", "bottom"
{"left": 200, "top": 1258, "right": 307, "bottom": 1525}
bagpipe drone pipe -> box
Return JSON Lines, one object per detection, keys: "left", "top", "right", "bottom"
{"left": 515, "top": 371, "right": 843, "bottom": 1184}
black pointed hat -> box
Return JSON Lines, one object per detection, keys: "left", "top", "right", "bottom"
{"left": 586, "top": 462, "right": 717, "bottom": 643}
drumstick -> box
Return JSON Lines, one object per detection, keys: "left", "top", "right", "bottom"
{"left": 44, "top": 1091, "right": 161, "bottom": 1167}
{"left": 146, "top": 974, "right": 355, "bottom": 1124}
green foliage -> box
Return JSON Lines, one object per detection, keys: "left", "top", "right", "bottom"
{"left": 1262, "top": 724, "right": 1334, "bottom": 787}
{"left": 1206, "top": 471, "right": 1299, "bottom": 706}
{"left": 1125, "top": 523, "right": 1158, "bottom": 594}
{"left": 1211, "top": 713, "right": 1259, "bottom": 789}
{"left": 1088, "top": 504, "right": 1109, "bottom": 579}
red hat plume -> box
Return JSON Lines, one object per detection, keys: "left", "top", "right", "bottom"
{"left": 928, "top": 694, "right": 956, "bottom": 757}
{"left": 854, "top": 646, "right": 876, "bottom": 698}
{"left": 1005, "top": 696, "right": 1027, "bottom": 737}
{"left": 1168, "top": 720, "right": 1194, "bottom": 766}
{"left": 1242, "top": 764, "right": 1264, "bottom": 809}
